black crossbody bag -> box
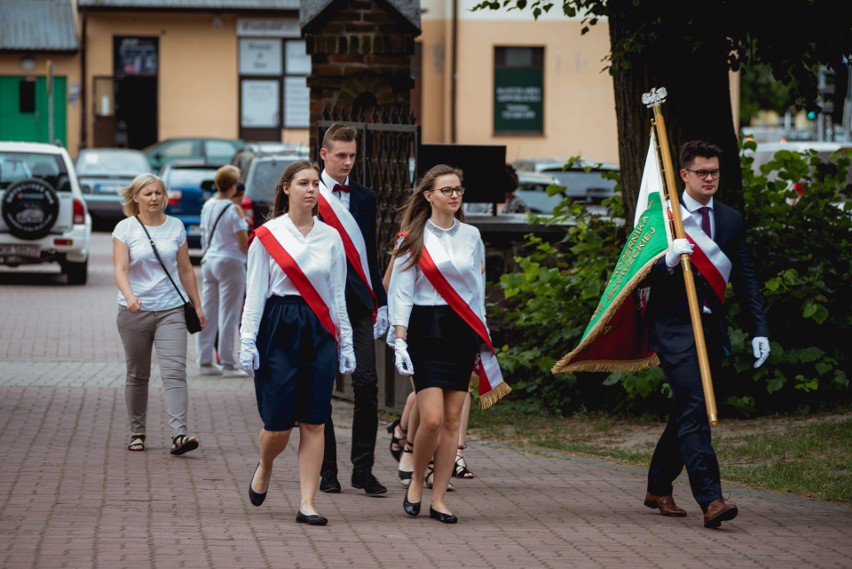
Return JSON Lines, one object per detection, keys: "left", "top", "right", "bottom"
{"left": 134, "top": 216, "right": 202, "bottom": 334}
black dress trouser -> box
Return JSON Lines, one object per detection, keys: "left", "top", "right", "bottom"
{"left": 322, "top": 302, "right": 378, "bottom": 476}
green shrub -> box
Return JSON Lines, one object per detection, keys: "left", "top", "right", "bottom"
{"left": 492, "top": 145, "right": 851, "bottom": 417}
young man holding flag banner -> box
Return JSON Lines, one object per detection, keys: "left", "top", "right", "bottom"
{"left": 554, "top": 138, "right": 770, "bottom": 528}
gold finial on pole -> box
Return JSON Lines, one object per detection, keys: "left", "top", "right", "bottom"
{"left": 641, "top": 87, "right": 719, "bottom": 426}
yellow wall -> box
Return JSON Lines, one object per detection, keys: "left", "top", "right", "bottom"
{"left": 84, "top": 12, "right": 239, "bottom": 146}
{"left": 0, "top": 55, "right": 81, "bottom": 157}
{"left": 420, "top": 1, "right": 619, "bottom": 163}
{"left": 419, "top": 1, "right": 741, "bottom": 165}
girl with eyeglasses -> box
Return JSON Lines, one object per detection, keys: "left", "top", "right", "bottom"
{"left": 387, "top": 164, "right": 510, "bottom": 524}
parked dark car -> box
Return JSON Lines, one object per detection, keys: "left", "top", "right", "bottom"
{"left": 143, "top": 137, "right": 242, "bottom": 172}
{"left": 75, "top": 148, "right": 151, "bottom": 227}
{"left": 512, "top": 156, "right": 619, "bottom": 203}
{"left": 161, "top": 161, "right": 222, "bottom": 250}
{"left": 230, "top": 141, "right": 309, "bottom": 171}
{"left": 240, "top": 154, "right": 308, "bottom": 230}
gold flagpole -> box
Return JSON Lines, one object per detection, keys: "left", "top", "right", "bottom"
{"left": 642, "top": 87, "right": 719, "bottom": 426}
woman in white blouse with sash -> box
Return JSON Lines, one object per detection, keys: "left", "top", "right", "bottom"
{"left": 239, "top": 161, "right": 356, "bottom": 526}
{"left": 388, "top": 164, "right": 492, "bottom": 524}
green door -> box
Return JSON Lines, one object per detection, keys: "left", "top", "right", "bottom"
{"left": 0, "top": 76, "right": 67, "bottom": 145}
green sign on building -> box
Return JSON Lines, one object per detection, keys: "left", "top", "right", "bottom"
{"left": 493, "top": 67, "right": 543, "bottom": 134}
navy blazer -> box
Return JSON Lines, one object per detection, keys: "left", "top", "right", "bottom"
{"left": 643, "top": 198, "right": 769, "bottom": 354}
{"left": 320, "top": 180, "right": 388, "bottom": 313}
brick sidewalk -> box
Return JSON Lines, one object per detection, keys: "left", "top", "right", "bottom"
{"left": 1, "top": 364, "right": 850, "bottom": 569}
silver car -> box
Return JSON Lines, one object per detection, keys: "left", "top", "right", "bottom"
{"left": 76, "top": 148, "right": 152, "bottom": 226}
{"left": 512, "top": 156, "right": 619, "bottom": 203}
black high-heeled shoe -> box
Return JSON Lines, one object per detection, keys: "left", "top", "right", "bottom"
{"left": 248, "top": 463, "right": 269, "bottom": 507}
{"left": 403, "top": 485, "right": 421, "bottom": 517}
{"left": 429, "top": 506, "right": 458, "bottom": 524}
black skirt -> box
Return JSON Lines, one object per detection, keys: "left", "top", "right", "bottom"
{"left": 407, "top": 305, "right": 480, "bottom": 392}
{"left": 254, "top": 295, "right": 337, "bottom": 431}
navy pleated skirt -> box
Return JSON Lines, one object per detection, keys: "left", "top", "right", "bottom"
{"left": 254, "top": 295, "right": 337, "bottom": 431}
{"left": 407, "top": 305, "right": 479, "bottom": 393}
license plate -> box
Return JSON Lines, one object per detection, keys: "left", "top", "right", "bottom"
{"left": 0, "top": 244, "right": 40, "bottom": 258}
{"left": 187, "top": 225, "right": 202, "bottom": 236}
{"left": 96, "top": 184, "right": 123, "bottom": 194}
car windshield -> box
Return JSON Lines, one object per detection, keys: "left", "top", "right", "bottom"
{"left": 164, "top": 167, "right": 218, "bottom": 187}
{"left": 0, "top": 152, "right": 67, "bottom": 191}
{"left": 77, "top": 151, "right": 150, "bottom": 176}
{"left": 248, "top": 159, "right": 299, "bottom": 202}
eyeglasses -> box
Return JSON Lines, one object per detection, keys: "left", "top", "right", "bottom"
{"left": 432, "top": 186, "right": 465, "bottom": 196}
{"left": 686, "top": 169, "right": 721, "bottom": 179}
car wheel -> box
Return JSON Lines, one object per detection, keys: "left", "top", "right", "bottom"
{"left": 64, "top": 258, "right": 88, "bottom": 285}
{"left": 1, "top": 179, "right": 60, "bottom": 240}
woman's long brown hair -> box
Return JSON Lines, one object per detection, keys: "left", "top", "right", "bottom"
{"left": 392, "top": 164, "right": 464, "bottom": 269}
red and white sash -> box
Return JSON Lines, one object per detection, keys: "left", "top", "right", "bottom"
{"left": 680, "top": 206, "right": 732, "bottom": 303}
{"left": 254, "top": 223, "right": 339, "bottom": 343}
{"left": 417, "top": 230, "right": 511, "bottom": 409}
{"left": 317, "top": 182, "right": 378, "bottom": 322}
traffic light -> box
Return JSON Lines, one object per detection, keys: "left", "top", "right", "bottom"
{"left": 807, "top": 110, "right": 817, "bottom": 120}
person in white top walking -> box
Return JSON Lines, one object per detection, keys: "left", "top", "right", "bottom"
{"left": 197, "top": 165, "right": 249, "bottom": 377}
{"left": 388, "top": 164, "right": 502, "bottom": 524}
{"left": 239, "top": 160, "right": 356, "bottom": 526}
{"left": 112, "top": 173, "right": 205, "bottom": 456}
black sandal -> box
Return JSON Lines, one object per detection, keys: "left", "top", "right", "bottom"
{"left": 453, "top": 445, "right": 475, "bottom": 479}
{"left": 387, "top": 419, "right": 407, "bottom": 461}
{"left": 398, "top": 442, "right": 413, "bottom": 486}
{"left": 128, "top": 434, "right": 145, "bottom": 452}
{"left": 425, "top": 461, "right": 454, "bottom": 492}
{"left": 170, "top": 434, "right": 199, "bottom": 456}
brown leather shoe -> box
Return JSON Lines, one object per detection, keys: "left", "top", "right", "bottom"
{"left": 644, "top": 492, "right": 687, "bottom": 517}
{"left": 703, "top": 499, "right": 738, "bottom": 528}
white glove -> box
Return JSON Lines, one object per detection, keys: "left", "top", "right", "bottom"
{"left": 339, "top": 343, "right": 356, "bottom": 375}
{"left": 373, "top": 305, "right": 389, "bottom": 339}
{"left": 239, "top": 338, "right": 260, "bottom": 378}
{"left": 752, "top": 336, "right": 770, "bottom": 368}
{"left": 665, "top": 238, "right": 694, "bottom": 268}
{"left": 394, "top": 338, "right": 414, "bottom": 376}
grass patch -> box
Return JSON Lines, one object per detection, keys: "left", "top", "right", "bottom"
{"left": 466, "top": 400, "right": 852, "bottom": 504}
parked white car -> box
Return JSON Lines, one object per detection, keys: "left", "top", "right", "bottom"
{"left": 0, "top": 142, "right": 92, "bottom": 284}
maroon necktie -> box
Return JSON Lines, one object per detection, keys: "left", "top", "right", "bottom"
{"left": 333, "top": 184, "right": 351, "bottom": 193}
{"left": 697, "top": 206, "right": 712, "bottom": 239}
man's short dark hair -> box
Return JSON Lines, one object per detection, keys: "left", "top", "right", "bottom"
{"left": 322, "top": 123, "right": 358, "bottom": 149}
{"left": 679, "top": 140, "right": 723, "bottom": 167}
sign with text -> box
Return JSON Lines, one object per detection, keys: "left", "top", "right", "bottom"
{"left": 237, "top": 18, "right": 300, "bottom": 38}
{"left": 493, "top": 67, "right": 543, "bottom": 134}
{"left": 239, "top": 39, "right": 283, "bottom": 75}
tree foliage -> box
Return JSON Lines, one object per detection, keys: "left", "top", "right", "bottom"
{"left": 491, "top": 147, "right": 852, "bottom": 417}
{"left": 474, "top": 0, "right": 852, "bottom": 225}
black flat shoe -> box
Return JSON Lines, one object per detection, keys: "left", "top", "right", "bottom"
{"left": 429, "top": 506, "right": 458, "bottom": 524}
{"left": 403, "top": 486, "right": 421, "bottom": 517}
{"left": 296, "top": 511, "right": 328, "bottom": 526}
{"left": 248, "top": 463, "right": 269, "bottom": 507}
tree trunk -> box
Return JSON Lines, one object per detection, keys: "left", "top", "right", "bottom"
{"left": 609, "top": 0, "right": 743, "bottom": 228}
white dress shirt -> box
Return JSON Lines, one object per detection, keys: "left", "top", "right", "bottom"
{"left": 321, "top": 170, "right": 351, "bottom": 209}
{"left": 682, "top": 193, "right": 715, "bottom": 240}
{"left": 240, "top": 214, "right": 352, "bottom": 346}
{"left": 389, "top": 219, "right": 486, "bottom": 330}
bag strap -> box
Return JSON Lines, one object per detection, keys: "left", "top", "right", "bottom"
{"left": 202, "top": 201, "right": 232, "bottom": 258}
{"left": 135, "top": 215, "right": 188, "bottom": 304}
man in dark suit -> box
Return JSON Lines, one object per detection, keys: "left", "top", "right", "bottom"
{"left": 317, "top": 123, "right": 389, "bottom": 495}
{"left": 642, "top": 140, "right": 770, "bottom": 528}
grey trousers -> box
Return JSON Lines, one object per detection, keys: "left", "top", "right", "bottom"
{"left": 196, "top": 256, "right": 246, "bottom": 367}
{"left": 116, "top": 305, "right": 190, "bottom": 438}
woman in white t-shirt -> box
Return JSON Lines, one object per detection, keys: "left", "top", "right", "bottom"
{"left": 113, "top": 173, "right": 206, "bottom": 456}
{"left": 196, "top": 165, "right": 249, "bottom": 377}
